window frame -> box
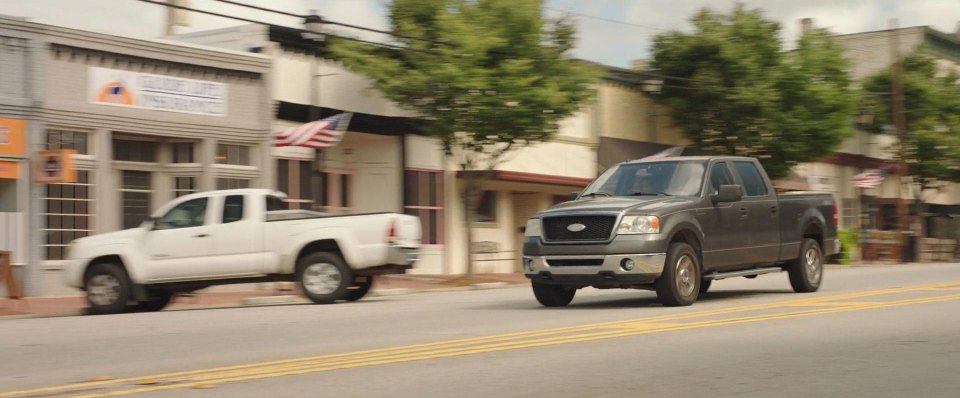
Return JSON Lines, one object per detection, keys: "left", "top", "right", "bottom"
{"left": 154, "top": 197, "right": 209, "bottom": 230}
{"left": 221, "top": 195, "right": 245, "bottom": 224}
{"left": 404, "top": 169, "right": 444, "bottom": 245}
{"left": 42, "top": 170, "right": 94, "bottom": 260}
{"left": 732, "top": 161, "right": 770, "bottom": 197}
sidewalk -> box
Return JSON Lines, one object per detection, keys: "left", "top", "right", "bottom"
{"left": 0, "top": 273, "right": 530, "bottom": 319}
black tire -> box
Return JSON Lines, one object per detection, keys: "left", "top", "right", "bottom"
{"left": 84, "top": 263, "right": 131, "bottom": 315}
{"left": 699, "top": 278, "right": 712, "bottom": 294}
{"left": 297, "top": 252, "right": 353, "bottom": 304}
{"left": 135, "top": 290, "right": 174, "bottom": 312}
{"left": 344, "top": 276, "right": 373, "bottom": 302}
{"left": 532, "top": 282, "right": 576, "bottom": 307}
{"left": 788, "top": 238, "right": 823, "bottom": 293}
{"left": 656, "top": 242, "right": 701, "bottom": 307}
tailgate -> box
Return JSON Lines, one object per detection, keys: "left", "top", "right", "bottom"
{"left": 392, "top": 214, "right": 422, "bottom": 247}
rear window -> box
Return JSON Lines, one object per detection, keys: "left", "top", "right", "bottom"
{"left": 734, "top": 161, "right": 768, "bottom": 197}
{"left": 266, "top": 195, "right": 289, "bottom": 211}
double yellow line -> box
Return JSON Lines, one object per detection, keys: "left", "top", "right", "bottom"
{"left": 5, "top": 281, "right": 960, "bottom": 397}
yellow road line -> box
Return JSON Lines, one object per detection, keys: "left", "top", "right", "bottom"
{"left": 72, "top": 293, "right": 960, "bottom": 398}
{"left": 3, "top": 281, "right": 960, "bottom": 398}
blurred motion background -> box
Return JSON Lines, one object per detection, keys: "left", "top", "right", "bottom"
{"left": 0, "top": 0, "right": 958, "bottom": 297}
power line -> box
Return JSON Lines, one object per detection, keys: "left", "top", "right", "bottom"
{"left": 136, "top": 0, "right": 417, "bottom": 53}
{"left": 542, "top": 6, "right": 669, "bottom": 32}
{"left": 211, "top": 0, "right": 441, "bottom": 45}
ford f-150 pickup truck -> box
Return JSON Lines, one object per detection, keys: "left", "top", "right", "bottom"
{"left": 522, "top": 156, "right": 838, "bottom": 307}
{"left": 64, "top": 189, "right": 421, "bottom": 314}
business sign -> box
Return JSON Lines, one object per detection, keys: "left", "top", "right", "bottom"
{"left": 0, "top": 161, "right": 18, "bottom": 180}
{"left": 88, "top": 67, "right": 226, "bottom": 116}
{"left": 0, "top": 118, "right": 26, "bottom": 157}
{"left": 33, "top": 150, "right": 76, "bottom": 184}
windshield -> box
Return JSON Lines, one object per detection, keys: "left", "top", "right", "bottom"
{"left": 581, "top": 160, "right": 706, "bottom": 198}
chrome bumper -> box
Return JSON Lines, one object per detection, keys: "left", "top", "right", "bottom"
{"left": 386, "top": 245, "right": 419, "bottom": 266}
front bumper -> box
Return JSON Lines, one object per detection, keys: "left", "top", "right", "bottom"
{"left": 522, "top": 253, "right": 666, "bottom": 287}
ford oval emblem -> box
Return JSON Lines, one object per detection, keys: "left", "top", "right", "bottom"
{"left": 567, "top": 223, "right": 586, "bottom": 232}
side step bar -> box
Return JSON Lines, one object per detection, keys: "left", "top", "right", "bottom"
{"left": 704, "top": 267, "right": 782, "bottom": 281}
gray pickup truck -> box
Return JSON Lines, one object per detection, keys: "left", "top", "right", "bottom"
{"left": 522, "top": 156, "right": 839, "bottom": 307}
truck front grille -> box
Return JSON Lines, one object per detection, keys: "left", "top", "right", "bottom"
{"left": 542, "top": 215, "right": 616, "bottom": 241}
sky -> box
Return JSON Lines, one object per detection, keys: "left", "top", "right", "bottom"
{"left": 1, "top": 0, "right": 958, "bottom": 68}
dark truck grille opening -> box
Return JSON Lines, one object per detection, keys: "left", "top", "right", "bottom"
{"left": 546, "top": 258, "right": 604, "bottom": 267}
{"left": 542, "top": 215, "right": 616, "bottom": 241}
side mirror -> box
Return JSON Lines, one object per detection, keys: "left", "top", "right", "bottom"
{"left": 568, "top": 191, "right": 580, "bottom": 201}
{"left": 712, "top": 185, "right": 743, "bottom": 204}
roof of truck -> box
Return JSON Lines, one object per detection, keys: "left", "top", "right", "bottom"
{"left": 624, "top": 156, "right": 758, "bottom": 164}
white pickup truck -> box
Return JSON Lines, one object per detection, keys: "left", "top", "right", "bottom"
{"left": 64, "top": 189, "right": 421, "bottom": 314}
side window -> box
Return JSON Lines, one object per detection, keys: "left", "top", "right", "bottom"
{"left": 709, "top": 163, "right": 735, "bottom": 196}
{"left": 222, "top": 195, "right": 244, "bottom": 224}
{"left": 266, "top": 195, "right": 288, "bottom": 212}
{"left": 734, "top": 161, "right": 769, "bottom": 197}
{"left": 155, "top": 198, "right": 208, "bottom": 230}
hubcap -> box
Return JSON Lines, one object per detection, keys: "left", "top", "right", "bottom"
{"left": 88, "top": 274, "right": 121, "bottom": 306}
{"left": 302, "top": 262, "right": 342, "bottom": 295}
{"left": 675, "top": 254, "right": 697, "bottom": 297}
{"left": 804, "top": 247, "right": 822, "bottom": 284}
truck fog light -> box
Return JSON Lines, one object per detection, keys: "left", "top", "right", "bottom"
{"left": 621, "top": 258, "right": 635, "bottom": 272}
{"left": 523, "top": 257, "right": 535, "bottom": 272}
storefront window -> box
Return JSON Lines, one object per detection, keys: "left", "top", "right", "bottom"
{"left": 121, "top": 171, "right": 151, "bottom": 229}
{"left": 474, "top": 191, "right": 497, "bottom": 223}
{"left": 216, "top": 144, "right": 250, "bottom": 165}
{"left": 43, "top": 170, "right": 93, "bottom": 260}
{"left": 173, "top": 176, "right": 197, "bottom": 198}
{"left": 313, "top": 169, "right": 352, "bottom": 213}
{"left": 217, "top": 178, "right": 250, "bottom": 190}
{"left": 113, "top": 139, "right": 157, "bottom": 162}
{"left": 275, "top": 159, "right": 314, "bottom": 209}
{"left": 172, "top": 142, "right": 195, "bottom": 163}
{"left": 404, "top": 170, "right": 444, "bottom": 244}
{"left": 46, "top": 130, "right": 88, "bottom": 154}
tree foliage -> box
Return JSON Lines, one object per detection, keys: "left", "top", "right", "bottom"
{"left": 649, "top": 5, "right": 855, "bottom": 179}
{"left": 330, "top": 0, "right": 599, "bottom": 170}
{"left": 861, "top": 50, "right": 960, "bottom": 191}
{"left": 329, "top": 0, "right": 600, "bottom": 274}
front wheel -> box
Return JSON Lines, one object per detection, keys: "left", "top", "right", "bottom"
{"left": 84, "top": 263, "right": 131, "bottom": 315}
{"left": 656, "top": 242, "right": 701, "bottom": 307}
{"left": 297, "top": 252, "right": 353, "bottom": 304}
{"left": 788, "top": 238, "right": 823, "bottom": 293}
{"left": 135, "top": 290, "right": 174, "bottom": 312}
{"left": 532, "top": 282, "right": 576, "bottom": 307}
{"left": 344, "top": 276, "right": 373, "bottom": 302}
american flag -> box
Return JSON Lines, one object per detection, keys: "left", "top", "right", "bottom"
{"left": 853, "top": 164, "right": 891, "bottom": 189}
{"left": 274, "top": 113, "right": 353, "bottom": 149}
{"left": 641, "top": 146, "right": 685, "bottom": 161}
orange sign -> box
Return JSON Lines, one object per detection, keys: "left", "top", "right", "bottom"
{"left": 0, "top": 118, "right": 26, "bottom": 157}
{"left": 34, "top": 150, "right": 76, "bottom": 184}
{"left": 0, "top": 161, "right": 19, "bottom": 180}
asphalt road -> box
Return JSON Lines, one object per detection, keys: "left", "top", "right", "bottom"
{"left": 2, "top": 263, "right": 959, "bottom": 398}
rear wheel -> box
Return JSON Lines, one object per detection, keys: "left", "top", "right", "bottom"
{"left": 532, "top": 282, "right": 576, "bottom": 307}
{"left": 656, "top": 242, "right": 701, "bottom": 306}
{"left": 344, "top": 276, "right": 374, "bottom": 302}
{"left": 84, "top": 263, "right": 130, "bottom": 315}
{"left": 297, "top": 252, "right": 352, "bottom": 304}
{"left": 788, "top": 238, "right": 823, "bottom": 293}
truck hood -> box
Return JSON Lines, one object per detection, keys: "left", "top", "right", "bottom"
{"left": 73, "top": 227, "right": 146, "bottom": 246}
{"left": 539, "top": 196, "right": 698, "bottom": 216}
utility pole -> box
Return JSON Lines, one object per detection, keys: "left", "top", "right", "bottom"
{"left": 888, "top": 19, "right": 910, "bottom": 263}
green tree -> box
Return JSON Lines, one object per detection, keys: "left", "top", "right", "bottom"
{"left": 330, "top": 0, "right": 600, "bottom": 274}
{"left": 649, "top": 5, "right": 855, "bottom": 179}
{"left": 861, "top": 51, "right": 960, "bottom": 193}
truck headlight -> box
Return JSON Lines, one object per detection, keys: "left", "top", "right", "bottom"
{"left": 524, "top": 219, "right": 542, "bottom": 237}
{"left": 617, "top": 216, "right": 660, "bottom": 234}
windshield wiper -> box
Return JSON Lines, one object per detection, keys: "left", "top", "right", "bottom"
{"left": 580, "top": 192, "right": 612, "bottom": 198}
{"left": 627, "top": 191, "right": 672, "bottom": 197}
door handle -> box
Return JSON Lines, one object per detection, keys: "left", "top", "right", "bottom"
{"left": 193, "top": 233, "right": 210, "bottom": 238}
{"left": 770, "top": 206, "right": 778, "bottom": 213}
{"left": 739, "top": 207, "right": 748, "bottom": 214}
